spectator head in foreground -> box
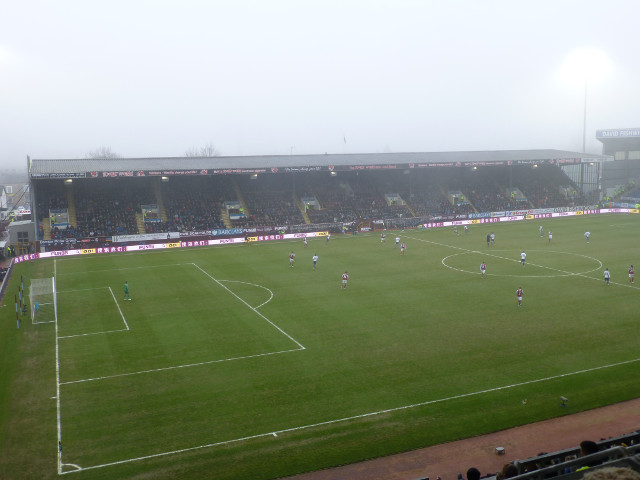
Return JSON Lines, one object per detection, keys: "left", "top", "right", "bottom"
{"left": 467, "top": 467, "right": 481, "bottom": 480}
{"left": 580, "top": 440, "right": 599, "bottom": 456}
{"left": 582, "top": 467, "right": 640, "bottom": 480}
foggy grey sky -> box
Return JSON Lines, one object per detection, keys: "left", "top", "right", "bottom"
{"left": 1, "top": 0, "right": 639, "bottom": 167}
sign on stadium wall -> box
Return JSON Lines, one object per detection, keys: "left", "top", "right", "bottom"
{"left": 596, "top": 129, "right": 640, "bottom": 138}
{"left": 29, "top": 157, "right": 589, "bottom": 179}
{"left": 13, "top": 209, "right": 640, "bottom": 265}
{"left": 31, "top": 172, "right": 87, "bottom": 178}
{"left": 112, "top": 232, "right": 180, "bottom": 242}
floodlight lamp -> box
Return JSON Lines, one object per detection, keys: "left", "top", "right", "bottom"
{"left": 161, "top": 176, "right": 169, "bottom": 182}
{"left": 559, "top": 48, "right": 611, "bottom": 87}
{"left": 64, "top": 179, "right": 73, "bottom": 184}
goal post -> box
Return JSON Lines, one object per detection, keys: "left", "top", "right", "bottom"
{"left": 29, "top": 277, "right": 57, "bottom": 324}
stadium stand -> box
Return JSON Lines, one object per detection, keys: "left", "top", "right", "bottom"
{"left": 30, "top": 160, "right": 593, "bottom": 247}
{"left": 505, "top": 432, "right": 640, "bottom": 480}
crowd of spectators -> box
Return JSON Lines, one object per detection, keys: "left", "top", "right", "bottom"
{"left": 149, "top": 177, "right": 227, "bottom": 233}
{"left": 453, "top": 434, "right": 640, "bottom": 480}
{"left": 73, "top": 179, "right": 154, "bottom": 237}
{"left": 236, "top": 175, "right": 304, "bottom": 227}
{"left": 515, "top": 165, "right": 587, "bottom": 208}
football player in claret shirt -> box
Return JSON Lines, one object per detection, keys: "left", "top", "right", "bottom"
{"left": 381, "top": 232, "right": 386, "bottom": 243}
{"left": 289, "top": 251, "right": 295, "bottom": 267}
{"left": 480, "top": 262, "right": 486, "bottom": 278}
{"left": 516, "top": 287, "right": 523, "bottom": 306}
{"left": 629, "top": 265, "right": 634, "bottom": 284}
{"left": 341, "top": 271, "right": 349, "bottom": 289}
{"left": 400, "top": 242, "right": 406, "bottom": 255}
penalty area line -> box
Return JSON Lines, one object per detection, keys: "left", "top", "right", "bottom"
{"left": 60, "top": 356, "right": 640, "bottom": 474}
{"left": 59, "top": 347, "right": 304, "bottom": 385}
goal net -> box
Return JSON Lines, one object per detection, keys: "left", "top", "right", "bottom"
{"left": 30, "top": 277, "right": 57, "bottom": 324}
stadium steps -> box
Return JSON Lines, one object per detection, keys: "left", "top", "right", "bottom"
{"left": 231, "top": 179, "right": 251, "bottom": 218}
{"left": 295, "top": 196, "right": 311, "bottom": 224}
{"left": 135, "top": 213, "right": 146, "bottom": 234}
{"left": 41, "top": 219, "right": 51, "bottom": 240}
{"left": 220, "top": 209, "right": 232, "bottom": 228}
{"left": 65, "top": 186, "right": 77, "bottom": 227}
{"left": 154, "top": 181, "right": 168, "bottom": 222}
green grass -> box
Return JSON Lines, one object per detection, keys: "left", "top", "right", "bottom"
{"left": 1, "top": 214, "right": 640, "bottom": 480}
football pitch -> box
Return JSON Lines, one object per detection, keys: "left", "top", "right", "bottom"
{"left": 2, "top": 214, "right": 640, "bottom": 480}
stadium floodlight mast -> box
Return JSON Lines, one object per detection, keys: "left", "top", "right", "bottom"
{"left": 559, "top": 48, "right": 611, "bottom": 152}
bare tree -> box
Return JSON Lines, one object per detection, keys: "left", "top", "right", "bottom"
{"left": 87, "top": 146, "right": 121, "bottom": 159}
{"left": 185, "top": 142, "right": 220, "bottom": 157}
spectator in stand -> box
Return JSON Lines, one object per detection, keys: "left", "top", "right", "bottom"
{"left": 466, "top": 467, "right": 481, "bottom": 480}
{"left": 576, "top": 440, "right": 600, "bottom": 471}
{"left": 496, "top": 463, "right": 519, "bottom": 480}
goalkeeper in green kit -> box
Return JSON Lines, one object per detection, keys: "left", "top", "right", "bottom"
{"left": 124, "top": 281, "right": 131, "bottom": 300}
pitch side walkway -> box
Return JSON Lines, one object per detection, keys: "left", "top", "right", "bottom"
{"left": 287, "top": 398, "right": 640, "bottom": 480}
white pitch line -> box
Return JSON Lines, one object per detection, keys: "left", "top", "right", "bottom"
{"left": 407, "top": 235, "right": 640, "bottom": 289}
{"left": 192, "top": 263, "right": 305, "bottom": 350}
{"left": 57, "top": 286, "right": 111, "bottom": 294}
{"left": 441, "top": 250, "right": 602, "bottom": 278}
{"left": 54, "top": 259, "right": 63, "bottom": 475}
{"left": 59, "top": 348, "right": 304, "bottom": 385}
{"left": 108, "top": 287, "right": 129, "bottom": 330}
{"left": 58, "top": 328, "right": 130, "bottom": 340}
{"left": 56, "top": 263, "right": 192, "bottom": 276}
{"left": 221, "top": 279, "right": 274, "bottom": 309}
{"left": 59, "top": 356, "right": 640, "bottom": 475}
